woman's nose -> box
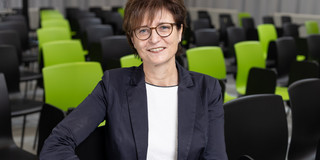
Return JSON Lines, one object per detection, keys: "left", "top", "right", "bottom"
{"left": 149, "top": 29, "right": 161, "bottom": 43}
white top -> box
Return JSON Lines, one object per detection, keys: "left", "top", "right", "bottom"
{"left": 146, "top": 83, "right": 178, "bottom": 160}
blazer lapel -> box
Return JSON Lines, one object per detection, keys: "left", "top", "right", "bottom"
{"left": 177, "top": 64, "right": 197, "bottom": 160}
{"left": 127, "top": 66, "right": 148, "bottom": 160}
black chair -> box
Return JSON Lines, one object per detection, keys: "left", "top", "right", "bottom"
{"left": 197, "top": 10, "right": 214, "bottom": 28}
{"left": 287, "top": 78, "right": 320, "bottom": 160}
{"left": 287, "top": 60, "right": 319, "bottom": 86}
{"left": 0, "top": 73, "right": 38, "bottom": 160}
{"left": 242, "top": 17, "right": 258, "bottom": 40}
{"left": 193, "top": 28, "right": 220, "bottom": 47}
{"left": 37, "top": 103, "right": 65, "bottom": 155}
{"left": 307, "top": 34, "right": 320, "bottom": 60}
{"left": 0, "top": 30, "right": 42, "bottom": 98}
{"left": 75, "top": 126, "right": 106, "bottom": 160}
{"left": 226, "top": 27, "right": 246, "bottom": 73}
{"left": 219, "top": 13, "right": 235, "bottom": 46}
{"left": 224, "top": 94, "right": 288, "bottom": 160}
{"left": 37, "top": 103, "right": 106, "bottom": 159}
{"left": 281, "top": 16, "right": 292, "bottom": 26}
{"left": 245, "top": 68, "right": 277, "bottom": 95}
{"left": 262, "top": 16, "right": 275, "bottom": 24}
{"left": 275, "top": 37, "right": 297, "bottom": 85}
{"left": 78, "top": 17, "right": 102, "bottom": 50}
{"left": 100, "top": 35, "right": 134, "bottom": 70}
{"left": 86, "top": 24, "right": 114, "bottom": 62}
{"left": 101, "top": 11, "right": 123, "bottom": 35}
{"left": 0, "top": 21, "right": 37, "bottom": 64}
{"left": 0, "top": 45, "right": 42, "bottom": 148}
{"left": 192, "top": 19, "right": 212, "bottom": 32}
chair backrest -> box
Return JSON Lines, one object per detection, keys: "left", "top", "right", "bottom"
{"left": 262, "top": 16, "right": 275, "bottom": 24}
{"left": 224, "top": 94, "right": 288, "bottom": 160}
{"left": 75, "top": 125, "right": 106, "bottom": 160}
{"left": 41, "top": 19, "right": 72, "bottom": 36}
{"left": 288, "top": 60, "right": 319, "bottom": 86}
{"left": 281, "top": 16, "right": 292, "bottom": 26}
{"left": 0, "top": 30, "right": 22, "bottom": 64}
{"left": 275, "top": 37, "right": 297, "bottom": 77}
{"left": 288, "top": 78, "right": 320, "bottom": 160}
{"left": 257, "top": 24, "right": 278, "bottom": 58}
{"left": 0, "top": 45, "right": 20, "bottom": 93}
{"left": 242, "top": 17, "right": 258, "bottom": 40}
{"left": 197, "top": 10, "right": 214, "bottom": 28}
{"left": 234, "top": 41, "right": 266, "bottom": 95}
{"left": 37, "top": 27, "right": 71, "bottom": 51}
{"left": 307, "top": 34, "right": 320, "bottom": 59}
{"left": 101, "top": 12, "right": 123, "bottom": 35}
{"left": 37, "top": 103, "right": 65, "bottom": 155}
{"left": 100, "top": 35, "right": 133, "bottom": 70}
{"left": 192, "top": 19, "right": 211, "bottom": 31}
{"left": 78, "top": 17, "right": 102, "bottom": 34}
{"left": 282, "top": 23, "right": 300, "bottom": 38}
{"left": 0, "top": 73, "right": 14, "bottom": 143}
{"left": 0, "top": 21, "right": 29, "bottom": 51}
{"left": 186, "top": 46, "right": 226, "bottom": 80}
{"left": 245, "top": 68, "right": 277, "bottom": 95}
{"left": 194, "top": 28, "right": 220, "bottom": 47}
{"left": 227, "top": 27, "right": 246, "bottom": 47}
{"left": 86, "top": 24, "right": 113, "bottom": 62}
{"left": 242, "top": 17, "right": 255, "bottom": 30}
{"left": 42, "top": 62, "right": 103, "bottom": 111}
{"left": 305, "top": 20, "right": 319, "bottom": 35}
{"left": 120, "top": 54, "right": 142, "bottom": 68}
{"left": 42, "top": 40, "right": 86, "bottom": 67}
{"left": 237, "top": 12, "right": 251, "bottom": 27}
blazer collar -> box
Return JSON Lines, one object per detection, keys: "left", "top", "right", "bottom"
{"left": 127, "top": 62, "right": 196, "bottom": 160}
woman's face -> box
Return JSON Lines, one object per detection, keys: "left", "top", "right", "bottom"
{"left": 131, "top": 9, "right": 183, "bottom": 67}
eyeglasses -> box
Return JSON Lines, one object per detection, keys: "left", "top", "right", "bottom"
{"left": 133, "top": 23, "right": 176, "bottom": 40}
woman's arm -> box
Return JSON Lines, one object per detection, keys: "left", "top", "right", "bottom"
{"left": 202, "top": 79, "right": 228, "bottom": 160}
{"left": 40, "top": 79, "right": 108, "bottom": 160}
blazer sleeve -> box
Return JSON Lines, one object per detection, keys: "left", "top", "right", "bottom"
{"left": 202, "top": 79, "right": 228, "bottom": 160}
{"left": 39, "top": 74, "right": 109, "bottom": 160}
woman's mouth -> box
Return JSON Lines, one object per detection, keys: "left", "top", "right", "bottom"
{"left": 149, "top": 47, "right": 165, "bottom": 52}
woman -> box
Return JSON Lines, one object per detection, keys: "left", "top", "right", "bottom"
{"left": 40, "top": 0, "right": 228, "bottom": 159}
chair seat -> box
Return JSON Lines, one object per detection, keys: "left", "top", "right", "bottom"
{"left": 275, "top": 86, "right": 289, "bottom": 101}
{"left": 0, "top": 144, "right": 38, "bottom": 160}
{"left": 20, "top": 71, "right": 42, "bottom": 82}
{"left": 22, "top": 54, "right": 38, "bottom": 63}
{"left": 10, "top": 99, "right": 43, "bottom": 117}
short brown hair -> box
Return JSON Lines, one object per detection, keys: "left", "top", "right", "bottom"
{"left": 123, "top": 0, "right": 187, "bottom": 56}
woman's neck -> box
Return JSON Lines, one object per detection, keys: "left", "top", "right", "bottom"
{"left": 143, "top": 61, "right": 178, "bottom": 87}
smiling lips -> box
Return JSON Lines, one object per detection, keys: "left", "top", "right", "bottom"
{"left": 149, "top": 47, "right": 165, "bottom": 52}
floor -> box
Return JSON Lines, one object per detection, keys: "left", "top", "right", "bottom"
{"left": 11, "top": 62, "right": 292, "bottom": 158}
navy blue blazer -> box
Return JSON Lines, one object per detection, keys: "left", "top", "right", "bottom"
{"left": 40, "top": 63, "right": 228, "bottom": 160}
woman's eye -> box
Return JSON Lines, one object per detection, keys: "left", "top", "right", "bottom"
{"left": 139, "top": 29, "right": 148, "bottom": 34}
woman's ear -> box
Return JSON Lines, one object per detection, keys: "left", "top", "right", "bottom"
{"left": 178, "top": 24, "right": 183, "bottom": 42}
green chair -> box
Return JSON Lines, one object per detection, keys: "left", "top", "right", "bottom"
{"left": 234, "top": 41, "right": 266, "bottom": 95}
{"left": 305, "top": 21, "right": 319, "bottom": 35}
{"left": 120, "top": 54, "right": 142, "bottom": 68}
{"left": 235, "top": 41, "right": 289, "bottom": 100}
{"left": 37, "top": 27, "right": 71, "bottom": 51}
{"left": 41, "top": 19, "right": 75, "bottom": 36}
{"left": 238, "top": 12, "right": 251, "bottom": 27}
{"left": 257, "top": 24, "right": 278, "bottom": 59}
{"left": 186, "top": 46, "right": 236, "bottom": 103}
{"left": 42, "top": 40, "right": 86, "bottom": 67}
{"left": 42, "top": 62, "right": 103, "bottom": 112}
{"left": 40, "top": 10, "right": 64, "bottom": 21}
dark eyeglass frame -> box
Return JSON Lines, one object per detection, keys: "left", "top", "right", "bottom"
{"left": 133, "top": 23, "right": 176, "bottom": 40}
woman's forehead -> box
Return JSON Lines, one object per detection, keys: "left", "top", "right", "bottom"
{"left": 139, "top": 8, "right": 173, "bottom": 26}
